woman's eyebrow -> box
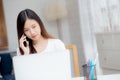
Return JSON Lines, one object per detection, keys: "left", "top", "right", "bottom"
{"left": 24, "top": 24, "right": 36, "bottom": 29}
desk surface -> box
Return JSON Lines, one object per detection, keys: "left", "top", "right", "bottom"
{"left": 72, "top": 74, "right": 120, "bottom": 80}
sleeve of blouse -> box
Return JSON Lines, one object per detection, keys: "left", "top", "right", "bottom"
{"left": 54, "top": 39, "right": 66, "bottom": 50}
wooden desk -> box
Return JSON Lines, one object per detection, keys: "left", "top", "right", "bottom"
{"left": 72, "top": 74, "right": 120, "bottom": 80}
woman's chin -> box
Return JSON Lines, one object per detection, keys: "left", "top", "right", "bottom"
{"left": 32, "top": 38, "right": 38, "bottom": 41}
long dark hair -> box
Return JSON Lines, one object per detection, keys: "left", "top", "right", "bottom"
{"left": 17, "top": 9, "right": 54, "bottom": 55}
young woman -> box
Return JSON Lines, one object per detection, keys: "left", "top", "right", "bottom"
{"left": 17, "top": 9, "right": 65, "bottom": 55}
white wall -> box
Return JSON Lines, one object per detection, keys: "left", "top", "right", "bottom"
{"left": 65, "top": 0, "right": 86, "bottom": 76}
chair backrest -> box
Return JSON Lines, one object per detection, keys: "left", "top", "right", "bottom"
{"left": 65, "top": 44, "right": 80, "bottom": 77}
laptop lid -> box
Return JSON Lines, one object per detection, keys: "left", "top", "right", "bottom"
{"left": 13, "top": 50, "right": 71, "bottom": 80}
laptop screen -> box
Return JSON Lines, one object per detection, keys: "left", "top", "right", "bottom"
{"left": 13, "top": 50, "right": 71, "bottom": 80}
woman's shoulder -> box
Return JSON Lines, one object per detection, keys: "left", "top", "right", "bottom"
{"left": 48, "top": 38, "right": 60, "bottom": 41}
{"left": 48, "top": 38, "right": 65, "bottom": 49}
{"left": 48, "top": 38, "right": 62, "bottom": 42}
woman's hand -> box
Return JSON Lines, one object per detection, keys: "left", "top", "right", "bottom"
{"left": 19, "top": 34, "right": 30, "bottom": 54}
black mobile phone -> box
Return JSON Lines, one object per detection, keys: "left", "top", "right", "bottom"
{"left": 23, "top": 41, "right": 27, "bottom": 47}
{"left": 23, "top": 34, "right": 29, "bottom": 47}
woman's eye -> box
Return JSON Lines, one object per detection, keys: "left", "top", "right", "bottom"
{"left": 32, "top": 26, "right": 36, "bottom": 28}
{"left": 24, "top": 29, "right": 29, "bottom": 32}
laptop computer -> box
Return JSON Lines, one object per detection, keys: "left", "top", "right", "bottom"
{"left": 13, "top": 50, "right": 71, "bottom": 80}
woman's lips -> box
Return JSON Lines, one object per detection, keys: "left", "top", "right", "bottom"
{"left": 32, "top": 35, "right": 37, "bottom": 38}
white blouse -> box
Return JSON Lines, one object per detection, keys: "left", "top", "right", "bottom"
{"left": 17, "top": 39, "right": 66, "bottom": 55}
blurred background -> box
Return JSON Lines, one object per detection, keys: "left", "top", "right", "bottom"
{"left": 1, "top": 0, "right": 120, "bottom": 78}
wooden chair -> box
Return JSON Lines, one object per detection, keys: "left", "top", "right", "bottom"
{"left": 65, "top": 44, "right": 80, "bottom": 77}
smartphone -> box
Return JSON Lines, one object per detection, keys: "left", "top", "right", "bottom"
{"left": 23, "top": 34, "right": 29, "bottom": 47}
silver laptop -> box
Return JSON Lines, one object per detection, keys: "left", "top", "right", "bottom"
{"left": 13, "top": 50, "right": 71, "bottom": 80}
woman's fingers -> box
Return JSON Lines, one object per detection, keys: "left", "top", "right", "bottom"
{"left": 19, "top": 34, "right": 27, "bottom": 47}
{"left": 19, "top": 34, "right": 30, "bottom": 54}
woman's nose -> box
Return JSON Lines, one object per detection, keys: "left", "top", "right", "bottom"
{"left": 30, "top": 29, "right": 35, "bottom": 35}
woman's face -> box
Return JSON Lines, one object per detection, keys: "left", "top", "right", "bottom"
{"left": 24, "top": 19, "right": 41, "bottom": 41}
